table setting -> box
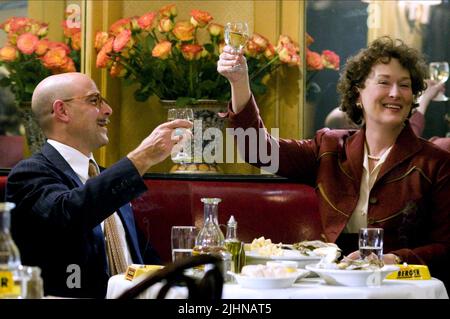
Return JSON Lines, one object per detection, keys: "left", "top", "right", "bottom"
{"left": 107, "top": 230, "right": 449, "bottom": 299}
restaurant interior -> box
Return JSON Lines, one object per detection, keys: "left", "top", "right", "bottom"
{"left": 0, "top": 0, "right": 449, "bottom": 301}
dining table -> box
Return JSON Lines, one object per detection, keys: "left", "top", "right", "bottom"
{"left": 107, "top": 274, "right": 449, "bottom": 299}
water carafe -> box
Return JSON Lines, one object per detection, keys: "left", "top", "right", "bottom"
{"left": 192, "top": 198, "right": 231, "bottom": 277}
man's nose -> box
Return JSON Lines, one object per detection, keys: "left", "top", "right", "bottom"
{"left": 101, "top": 100, "right": 113, "bottom": 115}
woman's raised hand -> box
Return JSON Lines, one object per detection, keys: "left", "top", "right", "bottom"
{"left": 217, "top": 45, "right": 248, "bottom": 83}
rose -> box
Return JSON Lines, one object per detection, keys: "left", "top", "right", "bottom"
{"left": 94, "top": 31, "right": 109, "bottom": 51}
{"left": 109, "top": 18, "right": 132, "bottom": 36}
{"left": 113, "top": 29, "right": 133, "bottom": 52}
{"left": 181, "top": 44, "right": 202, "bottom": 61}
{"left": 137, "top": 12, "right": 157, "bottom": 30}
{"left": 306, "top": 49, "right": 324, "bottom": 70}
{"left": 190, "top": 9, "right": 213, "bottom": 28}
{"left": 16, "top": 33, "right": 39, "bottom": 54}
{"left": 322, "top": 50, "right": 340, "bottom": 70}
{"left": 70, "top": 31, "right": 81, "bottom": 51}
{"left": 41, "top": 47, "right": 76, "bottom": 73}
{"left": 276, "top": 36, "right": 300, "bottom": 66}
{"left": 34, "top": 39, "right": 50, "bottom": 56}
{"left": 172, "top": 21, "right": 195, "bottom": 41}
{"left": 264, "top": 43, "right": 276, "bottom": 59}
{"left": 252, "top": 33, "right": 269, "bottom": 51}
{"left": 0, "top": 46, "right": 17, "bottom": 61}
{"left": 96, "top": 37, "right": 113, "bottom": 68}
{"left": 159, "top": 4, "right": 177, "bottom": 18}
{"left": 158, "top": 17, "right": 173, "bottom": 33}
{"left": 152, "top": 41, "right": 172, "bottom": 60}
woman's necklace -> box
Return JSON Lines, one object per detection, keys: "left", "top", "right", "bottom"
{"left": 367, "top": 154, "right": 381, "bottom": 161}
{"left": 366, "top": 141, "right": 393, "bottom": 161}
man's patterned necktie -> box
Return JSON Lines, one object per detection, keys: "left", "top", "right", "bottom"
{"left": 88, "top": 160, "right": 128, "bottom": 275}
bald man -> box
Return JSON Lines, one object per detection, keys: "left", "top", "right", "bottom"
{"left": 6, "top": 72, "right": 191, "bottom": 298}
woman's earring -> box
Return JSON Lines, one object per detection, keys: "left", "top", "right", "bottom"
{"left": 356, "top": 102, "right": 362, "bottom": 109}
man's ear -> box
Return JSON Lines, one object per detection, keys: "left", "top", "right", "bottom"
{"left": 52, "top": 100, "right": 70, "bottom": 123}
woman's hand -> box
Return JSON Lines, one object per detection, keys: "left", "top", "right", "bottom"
{"left": 419, "top": 80, "right": 446, "bottom": 104}
{"left": 347, "top": 251, "right": 401, "bottom": 264}
{"left": 217, "top": 45, "right": 248, "bottom": 83}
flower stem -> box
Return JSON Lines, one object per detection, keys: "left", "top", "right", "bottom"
{"left": 189, "top": 61, "right": 194, "bottom": 97}
{"left": 249, "top": 55, "right": 280, "bottom": 80}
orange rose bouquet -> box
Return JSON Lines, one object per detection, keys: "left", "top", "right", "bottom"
{"left": 95, "top": 4, "right": 301, "bottom": 106}
{"left": 0, "top": 17, "right": 80, "bottom": 105}
{"left": 305, "top": 33, "right": 340, "bottom": 97}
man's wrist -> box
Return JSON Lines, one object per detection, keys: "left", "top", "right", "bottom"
{"left": 127, "top": 151, "right": 150, "bottom": 176}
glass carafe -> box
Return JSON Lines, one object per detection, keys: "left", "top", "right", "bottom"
{"left": 192, "top": 198, "right": 231, "bottom": 277}
{"left": 0, "top": 202, "right": 22, "bottom": 299}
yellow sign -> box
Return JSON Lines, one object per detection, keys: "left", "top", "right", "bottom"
{"left": 0, "top": 271, "right": 14, "bottom": 297}
{"left": 386, "top": 264, "right": 431, "bottom": 280}
{"left": 125, "top": 264, "right": 164, "bottom": 281}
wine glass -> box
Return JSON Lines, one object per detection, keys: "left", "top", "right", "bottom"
{"left": 429, "top": 62, "right": 449, "bottom": 102}
{"left": 167, "top": 108, "right": 194, "bottom": 163}
{"left": 224, "top": 22, "right": 249, "bottom": 70}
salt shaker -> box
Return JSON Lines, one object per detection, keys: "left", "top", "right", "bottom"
{"left": 24, "top": 266, "right": 44, "bottom": 299}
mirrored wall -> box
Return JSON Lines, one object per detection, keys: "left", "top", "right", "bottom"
{"left": 0, "top": 0, "right": 83, "bottom": 168}
{"left": 0, "top": 1, "right": 27, "bottom": 168}
{"left": 306, "top": 0, "right": 449, "bottom": 139}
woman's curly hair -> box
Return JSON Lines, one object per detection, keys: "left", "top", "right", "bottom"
{"left": 337, "top": 36, "right": 428, "bottom": 125}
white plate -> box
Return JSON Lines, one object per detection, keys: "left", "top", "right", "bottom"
{"left": 246, "top": 249, "right": 321, "bottom": 269}
{"left": 305, "top": 264, "right": 399, "bottom": 287}
{"left": 228, "top": 269, "right": 310, "bottom": 289}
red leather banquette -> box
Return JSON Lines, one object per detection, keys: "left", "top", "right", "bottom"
{"left": 0, "top": 173, "right": 322, "bottom": 263}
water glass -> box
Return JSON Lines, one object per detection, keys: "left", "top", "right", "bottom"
{"left": 167, "top": 108, "right": 194, "bottom": 163}
{"left": 171, "top": 226, "right": 198, "bottom": 263}
{"left": 359, "top": 228, "right": 383, "bottom": 261}
{"left": 429, "top": 61, "right": 449, "bottom": 101}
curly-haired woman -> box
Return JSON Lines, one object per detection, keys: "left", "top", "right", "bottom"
{"left": 218, "top": 36, "right": 450, "bottom": 288}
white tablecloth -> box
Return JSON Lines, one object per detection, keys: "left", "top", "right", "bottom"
{"left": 107, "top": 274, "right": 448, "bottom": 299}
{"left": 223, "top": 278, "right": 448, "bottom": 299}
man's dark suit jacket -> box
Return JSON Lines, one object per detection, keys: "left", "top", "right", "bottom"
{"left": 6, "top": 143, "right": 160, "bottom": 298}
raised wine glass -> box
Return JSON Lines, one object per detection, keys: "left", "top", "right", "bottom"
{"left": 167, "top": 108, "right": 194, "bottom": 163}
{"left": 224, "top": 22, "right": 249, "bottom": 70}
{"left": 429, "top": 62, "right": 449, "bottom": 102}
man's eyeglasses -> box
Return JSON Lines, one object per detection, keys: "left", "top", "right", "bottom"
{"left": 60, "top": 93, "right": 109, "bottom": 109}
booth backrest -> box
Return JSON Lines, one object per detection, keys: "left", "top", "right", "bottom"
{"left": 133, "top": 178, "right": 322, "bottom": 263}
{"left": 0, "top": 175, "right": 322, "bottom": 264}
{"left": 0, "top": 175, "right": 6, "bottom": 201}
{"left": 0, "top": 136, "right": 24, "bottom": 168}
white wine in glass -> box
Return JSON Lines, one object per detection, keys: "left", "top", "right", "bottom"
{"left": 429, "top": 62, "right": 449, "bottom": 102}
{"left": 225, "top": 23, "right": 249, "bottom": 51}
{"left": 167, "top": 108, "right": 194, "bottom": 163}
